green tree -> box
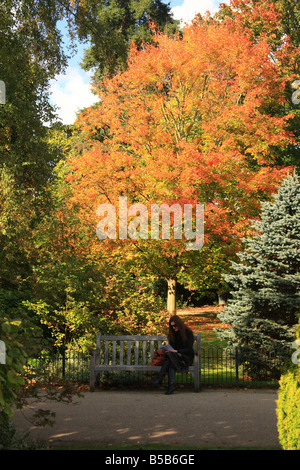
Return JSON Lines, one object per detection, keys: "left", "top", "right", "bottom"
{"left": 0, "top": 1, "right": 77, "bottom": 419}
{"left": 0, "top": 0, "right": 72, "bottom": 189}
{"left": 70, "top": 0, "right": 178, "bottom": 80}
{"left": 218, "top": 173, "right": 300, "bottom": 378}
{"left": 0, "top": 0, "right": 73, "bottom": 304}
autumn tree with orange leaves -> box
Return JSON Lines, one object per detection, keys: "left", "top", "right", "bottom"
{"left": 68, "top": 20, "right": 296, "bottom": 312}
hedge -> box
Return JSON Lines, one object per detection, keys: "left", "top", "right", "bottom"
{"left": 276, "top": 324, "right": 300, "bottom": 452}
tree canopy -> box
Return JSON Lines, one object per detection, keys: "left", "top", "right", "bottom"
{"left": 70, "top": 0, "right": 179, "bottom": 80}
{"left": 67, "top": 19, "right": 297, "bottom": 309}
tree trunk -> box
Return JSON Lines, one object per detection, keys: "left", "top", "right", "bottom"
{"left": 167, "top": 278, "right": 176, "bottom": 315}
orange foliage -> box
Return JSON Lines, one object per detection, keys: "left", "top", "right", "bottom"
{"left": 68, "top": 21, "right": 295, "bottom": 267}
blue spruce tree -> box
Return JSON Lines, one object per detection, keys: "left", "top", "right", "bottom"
{"left": 218, "top": 173, "right": 300, "bottom": 379}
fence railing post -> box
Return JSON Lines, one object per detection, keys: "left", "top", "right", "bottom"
{"left": 62, "top": 348, "right": 66, "bottom": 379}
{"left": 235, "top": 346, "right": 239, "bottom": 387}
{"left": 198, "top": 332, "right": 201, "bottom": 391}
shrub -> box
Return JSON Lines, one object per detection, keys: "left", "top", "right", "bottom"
{"left": 276, "top": 366, "right": 300, "bottom": 450}
{"left": 0, "top": 319, "right": 26, "bottom": 419}
{"left": 276, "top": 320, "right": 300, "bottom": 450}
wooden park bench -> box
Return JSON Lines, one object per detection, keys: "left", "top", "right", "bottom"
{"left": 90, "top": 332, "right": 201, "bottom": 392}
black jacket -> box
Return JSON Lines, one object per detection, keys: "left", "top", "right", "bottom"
{"left": 169, "top": 328, "right": 195, "bottom": 365}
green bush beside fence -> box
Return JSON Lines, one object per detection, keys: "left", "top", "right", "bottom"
{"left": 276, "top": 365, "right": 300, "bottom": 450}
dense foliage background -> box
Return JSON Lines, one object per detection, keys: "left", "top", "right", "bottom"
{"left": 0, "top": 0, "right": 299, "bottom": 425}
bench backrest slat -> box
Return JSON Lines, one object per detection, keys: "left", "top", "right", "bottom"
{"left": 135, "top": 341, "right": 139, "bottom": 364}
{"left": 104, "top": 341, "right": 109, "bottom": 364}
{"left": 126, "top": 341, "right": 130, "bottom": 365}
{"left": 150, "top": 340, "right": 155, "bottom": 360}
{"left": 142, "top": 341, "right": 147, "bottom": 365}
{"left": 120, "top": 341, "right": 124, "bottom": 365}
{"left": 112, "top": 341, "right": 116, "bottom": 365}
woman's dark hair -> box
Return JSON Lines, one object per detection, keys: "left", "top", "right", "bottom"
{"left": 167, "top": 315, "right": 191, "bottom": 344}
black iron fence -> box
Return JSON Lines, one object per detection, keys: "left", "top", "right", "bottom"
{"left": 200, "top": 347, "right": 240, "bottom": 387}
{"left": 26, "top": 350, "right": 91, "bottom": 383}
{"left": 26, "top": 346, "right": 280, "bottom": 389}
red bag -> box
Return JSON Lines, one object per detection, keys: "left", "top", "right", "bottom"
{"left": 151, "top": 349, "right": 165, "bottom": 366}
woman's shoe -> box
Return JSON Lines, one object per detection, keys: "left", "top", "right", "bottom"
{"left": 165, "top": 384, "right": 174, "bottom": 395}
{"left": 150, "top": 376, "right": 163, "bottom": 386}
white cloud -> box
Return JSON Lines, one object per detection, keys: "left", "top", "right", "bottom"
{"left": 171, "top": 0, "right": 220, "bottom": 24}
{"left": 49, "top": 67, "right": 98, "bottom": 125}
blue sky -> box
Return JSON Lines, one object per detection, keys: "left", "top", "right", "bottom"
{"left": 50, "top": 0, "right": 222, "bottom": 125}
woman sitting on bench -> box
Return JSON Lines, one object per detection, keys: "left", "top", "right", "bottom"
{"left": 151, "top": 315, "right": 195, "bottom": 395}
